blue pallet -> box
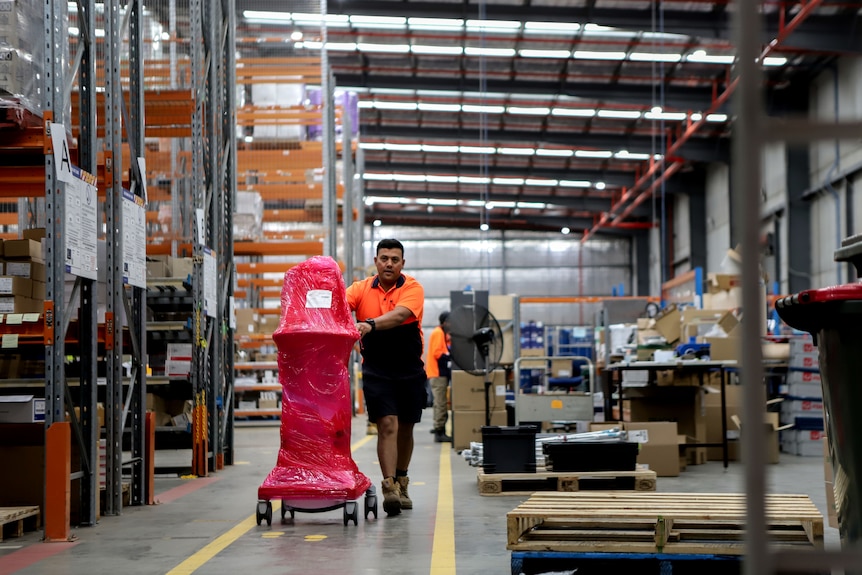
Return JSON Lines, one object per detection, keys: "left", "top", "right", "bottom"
{"left": 511, "top": 551, "right": 747, "bottom": 575}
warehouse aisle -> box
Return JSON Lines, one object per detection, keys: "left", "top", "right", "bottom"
{"left": 0, "top": 417, "right": 840, "bottom": 575}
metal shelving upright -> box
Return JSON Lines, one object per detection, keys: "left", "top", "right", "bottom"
{"left": 189, "top": 0, "right": 236, "bottom": 474}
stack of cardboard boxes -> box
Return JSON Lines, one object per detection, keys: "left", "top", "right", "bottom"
{"left": 451, "top": 370, "right": 507, "bottom": 450}
{"left": 0, "top": 229, "right": 47, "bottom": 314}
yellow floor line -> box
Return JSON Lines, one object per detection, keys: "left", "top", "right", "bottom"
{"left": 165, "top": 434, "right": 373, "bottom": 575}
{"left": 430, "top": 443, "right": 456, "bottom": 574}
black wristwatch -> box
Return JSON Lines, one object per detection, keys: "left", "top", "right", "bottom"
{"left": 363, "top": 318, "right": 376, "bottom": 331}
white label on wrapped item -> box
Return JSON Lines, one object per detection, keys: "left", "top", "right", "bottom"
{"left": 306, "top": 290, "right": 332, "bottom": 309}
{"left": 628, "top": 430, "right": 649, "bottom": 444}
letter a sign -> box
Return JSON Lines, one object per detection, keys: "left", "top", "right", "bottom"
{"left": 50, "top": 122, "right": 74, "bottom": 184}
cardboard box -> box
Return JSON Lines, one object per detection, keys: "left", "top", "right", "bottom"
{"left": 626, "top": 386, "right": 706, "bottom": 441}
{"left": 550, "top": 359, "right": 573, "bottom": 378}
{"left": 3, "top": 238, "right": 42, "bottom": 260}
{"left": 623, "top": 421, "right": 680, "bottom": 477}
{"left": 707, "top": 273, "right": 741, "bottom": 292}
{"left": 0, "top": 275, "right": 30, "bottom": 296}
{"left": 235, "top": 308, "right": 258, "bottom": 335}
{"left": 731, "top": 412, "right": 785, "bottom": 464}
{"left": 4, "top": 260, "right": 45, "bottom": 282}
{"left": 653, "top": 305, "right": 681, "bottom": 344}
{"left": 22, "top": 228, "right": 45, "bottom": 241}
{"left": 451, "top": 370, "right": 507, "bottom": 412}
{"left": 452, "top": 409, "right": 507, "bottom": 450}
{"left": 0, "top": 395, "right": 45, "bottom": 422}
{"left": 172, "top": 257, "right": 194, "bottom": 280}
{"left": 704, "top": 335, "right": 740, "bottom": 362}
{"left": 0, "top": 295, "right": 42, "bottom": 313}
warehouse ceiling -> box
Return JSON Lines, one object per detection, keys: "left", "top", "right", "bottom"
{"left": 232, "top": 0, "right": 861, "bottom": 238}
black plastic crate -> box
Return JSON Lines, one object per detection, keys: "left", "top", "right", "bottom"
{"left": 542, "top": 440, "right": 638, "bottom": 472}
{"left": 482, "top": 425, "right": 538, "bottom": 474}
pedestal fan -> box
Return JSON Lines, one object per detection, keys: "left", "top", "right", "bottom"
{"left": 448, "top": 303, "right": 505, "bottom": 426}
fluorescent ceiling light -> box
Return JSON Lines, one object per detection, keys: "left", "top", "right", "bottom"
{"left": 417, "top": 103, "right": 461, "bottom": 112}
{"left": 645, "top": 111, "right": 687, "bottom": 121}
{"left": 498, "top": 147, "right": 535, "bottom": 156}
{"left": 518, "top": 202, "right": 546, "bottom": 209}
{"left": 575, "top": 150, "right": 613, "bottom": 158}
{"left": 561, "top": 227, "right": 571, "bottom": 235}
{"left": 421, "top": 144, "right": 460, "bottom": 152}
{"left": 407, "top": 17, "right": 464, "bottom": 30}
{"left": 492, "top": 201, "right": 518, "bottom": 208}
{"left": 391, "top": 173, "right": 427, "bottom": 182}
{"left": 465, "top": 200, "right": 486, "bottom": 207}
{"left": 552, "top": 108, "right": 596, "bottom": 117}
{"left": 526, "top": 178, "right": 558, "bottom": 186}
{"left": 325, "top": 42, "right": 357, "bottom": 51}
{"left": 465, "top": 19, "right": 521, "bottom": 31}
{"left": 629, "top": 52, "right": 682, "bottom": 63}
{"left": 707, "top": 114, "right": 728, "bottom": 122}
{"left": 357, "top": 101, "right": 373, "bottom": 109}
{"left": 573, "top": 50, "right": 626, "bottom": 61}
{"left": 358, "top": 142, "right": 386, "bottom": 150}
{"left": 458, "top": 176, "right": 491, "bottom": 184}
{"left": 243, "top": 10, "right": 292, "bottom": 21}
{"left": 480, "top": 223, "right": 490, "bottom": 231}
{"left": 507, "top": 106, "right": 551, "bottom": 116}
{"left": 350, "top": 15, "right": 406, "bottom": 26}
{"left": 560, "top": 180, "right": 591, "bottom": 187}
{"left": 427, "top": 198, "right": 459, "bottom": 206}
{"left": 363, "top": 173, "right": 395, "bottom": 181}
{"left": 615, "top": 151, "right": 651, "bottom": 160}
{"left": 458, "top": 146, "right": 496, "bottom": 154}
{"left": 492, "top": 178, "right": 526, "bottom": 185}
{"left": 518, "top": 49, "right": 571, "bottom": 59}
{"left": 357, "top": 43, "right": 410, "bottom": 53}
{"left": 462, "top": 104, "right": 505, "bottom": 114}
{"left": 373, "top": 101, "right": 417, "bottom": 110}
{"left": 686, "top": 50, "right": 734, "bottom": 64}
{"left": 691, "top": 113, "right": 703, "bottom": 121}
{"left": 386, "top": 144, "right": 422, "bottom": 152}
{"left": 535, "top": 149, "right": 574, "bottom": 157}
{"left": 763, "top": 57, "right": 787, "bottom": 66}
{"left": 524, "top": 21, "right": 581, "bottom": 34}
{"left": 426, "top": 175, "right": 459, "bottom": 183}
{"left": 464, "top": 47, "right": 517, "bottom": 57}
{"left": 597, "top": 110, "right": 642, "bottom": 119}
{"left": 412, "top": 45, "right": 463, "bottom": 55}
{"left": 596, "top": 182, "right": 606, "bottom": 190}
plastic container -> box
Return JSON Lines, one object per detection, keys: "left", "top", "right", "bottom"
{"left": 481, "top": 425, "right": 538, "bottom": 474}
{"left": 542, "top": 440, "right": 638, "bottom": 472}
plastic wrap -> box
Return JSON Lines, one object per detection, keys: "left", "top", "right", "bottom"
{"left": 0, "top": 0, "right": 47, "bottom": 119}
{"left": 258, "top": 256, "right": 370, "bottom": 507}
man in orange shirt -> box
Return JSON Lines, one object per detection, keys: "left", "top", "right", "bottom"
{"left": 426, "top": 311, "right": 452, "bottom": 443}
{"left": 346, "top": 239, "right": 425, "bottom": 517}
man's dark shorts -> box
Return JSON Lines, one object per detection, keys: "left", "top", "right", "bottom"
{"left": 363, "top": 372, "right": 427, "bottom": 424}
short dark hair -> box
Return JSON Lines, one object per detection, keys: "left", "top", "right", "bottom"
{"left": 439, "top": 311, "right": 450, "bottom": 324}
{"left": 376, "top": 238, "right": 404, "bottom": 255}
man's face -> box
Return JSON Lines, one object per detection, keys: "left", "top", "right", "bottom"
{"left": 374, "top": 248, "right": 404, "bottom": 282}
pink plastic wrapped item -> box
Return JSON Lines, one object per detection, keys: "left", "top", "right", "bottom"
{"left": 256, "top": 256, "right": 373, "bottom": 524}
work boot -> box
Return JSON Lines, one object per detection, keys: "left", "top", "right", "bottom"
{"left": 381, "top": 477, "right": 402, "bottom": 516}
{"left": 397, "top": 476, "right": 413, "bottom": 510}
{"left": 435, "top": 430, "right": 453, "bottom": 443}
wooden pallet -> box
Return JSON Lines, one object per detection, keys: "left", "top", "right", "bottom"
{"left": 507, "top": 492, "right": 824, "bottom": 555}
{"left": 478, "top": 469, "right": 657, "bottom": 496}
{"left": 0, "top": 506, "right": 40, "bottom": 542}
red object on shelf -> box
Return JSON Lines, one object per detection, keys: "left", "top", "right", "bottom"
{"left": 257, "top": 256, "right": 370, "bottom": 507}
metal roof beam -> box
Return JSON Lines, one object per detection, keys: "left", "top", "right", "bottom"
{"left": 363, "top": 161, "right": 634, "bottom": 186}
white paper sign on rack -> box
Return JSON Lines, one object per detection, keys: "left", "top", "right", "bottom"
{"left": 65, "top": 167, "right": 99, "bottom": 280}
{"left": 203, "top": 247, "right": 217, "bottom": 318}
{"left": 121, "top": 189, "right": 147, "bottom": 288}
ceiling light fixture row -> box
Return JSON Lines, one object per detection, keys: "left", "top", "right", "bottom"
{"left": 358, "top": 142, "right": 662, "bottom": 162}
{"left": 356, "top": 100, "right": 729, "bottom": 123}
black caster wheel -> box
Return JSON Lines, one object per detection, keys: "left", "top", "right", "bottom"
{"left": 343, "top": 501, "right": 358, "bottom": 526}
{"left": 264, "top": 501, "right": 273, "bottom": 526}
{"left": 364, "top": 493, "right": 378, "bottom": 519}
{"left": 281, "top": 503, "right": 295, "bottom": 522}
{"left": 256, "top": 500, "right": 270, "bottom": 526}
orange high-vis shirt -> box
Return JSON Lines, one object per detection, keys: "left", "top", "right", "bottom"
{"left": 425, "top": 325, "right": 451, "bottom": 379}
